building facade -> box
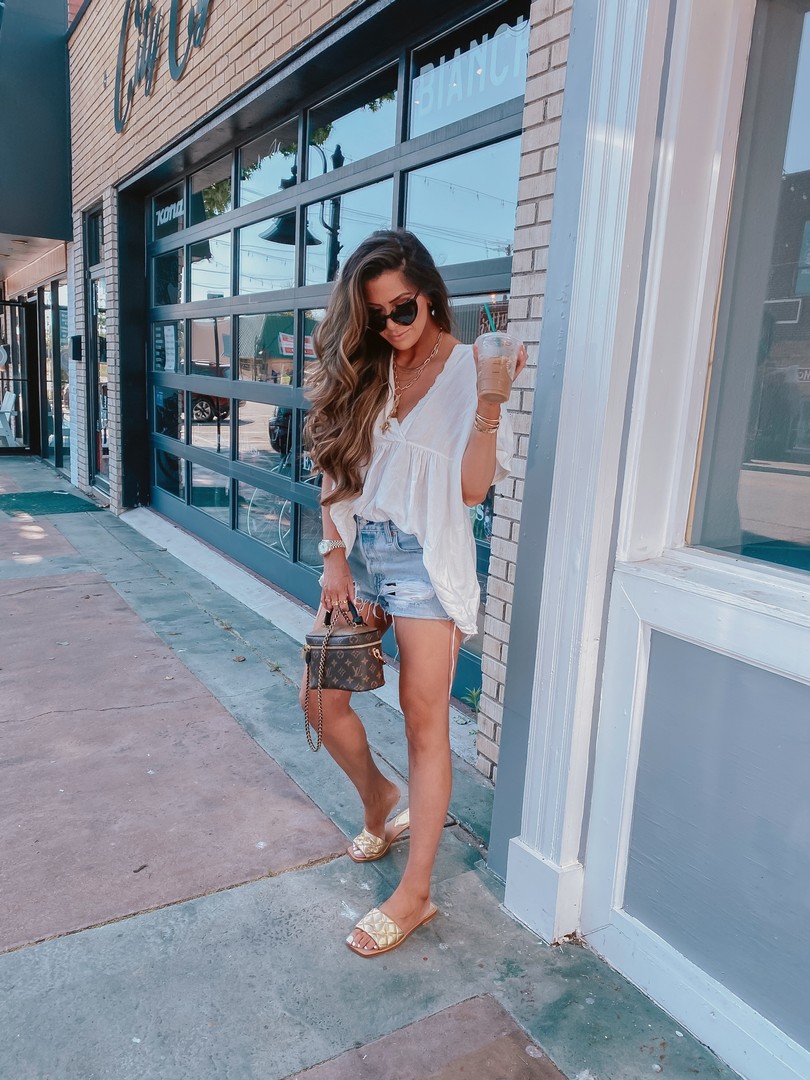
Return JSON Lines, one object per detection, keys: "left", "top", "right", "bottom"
{"left": 2, "top": 2, "right": 809, "bottom": 1079}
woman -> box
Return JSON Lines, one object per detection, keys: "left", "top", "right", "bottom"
{"left": 301, "top": 229, "right": 526, "bottom": 957}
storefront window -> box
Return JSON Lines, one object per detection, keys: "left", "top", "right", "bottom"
{"left": 190, "top": 234, "right": 231, "bottom": 300}
{"left": 153, "top": 183, "right": 185, "bottom": 239}
{"left": 190, "top": 462, "right": 230, "bottom": 523}
{"left": 190, "top": 405, "right": 230, "bottom": 452}
{"left": 692, "top": 4, "right": 810, "bottom": 572}
{"left": 190, "top": 317, "right": 231, "bottom": 377}
{"left": 410, "top": 0, "right": 529, "bottom": 138}
{"left": 154, "top": 386, "right": 185, "bottom": 442}
{"left": 307, "top": 69, "right": 397, "bottom": 177}
{"left": 155, "top": 449, "right": 186, "bottom": 499}
{"left": 189, "top": 155, "right": 232, "bottom": 224}
{"left": 406, "top": 138, "right": 521, "bottom": 265}
{"left": 42, "top": 287, "right": 55, "bottom": 461}
{"left": 237, "top": 400, "right": 293, "bottom": 474}
{"left": 236, "top": 311, "right": 296, "bottom": 382}
{"left": 239, "top": 120, "right": 299, "bottom": 206}
{"left": 236, "top": 482, "right": 291, "bottom": 555}
{"left": 154, "top": 250, "right": 184, "bottom": 306}
{"left": 302, "top": 309, "right": 324, "bottom": 377}
{"left": 297, "top": 504, "right": 322, "bottom": 568}
{"left": 152, "top": 322, "right": 185, "bottom": 372}
{"left": 57, "top": 282, "right": 69, "bottom": 471}
{"left": 304, "top": 178, "right": 394, "bottom": 284}
{"left": 238, "top": 218, "right": 297, "bottom": 293}
{"left": 296, "top": 410, "right": 318, "bottom": 485}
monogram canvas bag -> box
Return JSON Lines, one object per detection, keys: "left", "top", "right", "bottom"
{"left": 302, "top": 600, "right": 385, "bottom": 751}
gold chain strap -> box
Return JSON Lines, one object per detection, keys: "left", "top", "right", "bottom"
{"left": 304, "top": 606, "right": 355, "bottom": 752}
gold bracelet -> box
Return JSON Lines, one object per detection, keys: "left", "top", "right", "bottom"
{"left": 474, "top": 414, "right": 500, "bottom": 434}
{"left": 475, "top": 410, "right": 500, "bottom": 423}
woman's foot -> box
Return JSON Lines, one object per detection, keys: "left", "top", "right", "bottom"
{"left": 346, "top": 887, "right": 434, "bottom": 954}
{"left": 349, "top": 779, "right": 401, "bottom": 861}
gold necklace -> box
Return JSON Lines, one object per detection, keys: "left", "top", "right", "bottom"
{"left": 382, "top": 330, "right": 444, "bottom": 432}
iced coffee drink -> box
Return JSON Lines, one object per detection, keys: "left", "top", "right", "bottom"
{"left": 475, "top": 332, "right": 519, "bottom": 404}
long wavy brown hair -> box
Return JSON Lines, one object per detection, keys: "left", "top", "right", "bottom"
{"left": 305, "top": 229, "right": 453, "bottom": 506}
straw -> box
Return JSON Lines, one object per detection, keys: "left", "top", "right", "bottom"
{"left": 483, "top": 303, "right": 496, "bottom": 332}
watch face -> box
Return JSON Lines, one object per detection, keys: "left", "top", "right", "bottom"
{"left": 317, "top": 540, "right": 330, "bottom": 555}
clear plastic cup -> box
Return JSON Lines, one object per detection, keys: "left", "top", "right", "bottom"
{"left": 475, "top": 332, "right": 520, "bottom": 404}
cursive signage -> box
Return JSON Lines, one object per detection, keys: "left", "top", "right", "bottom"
{"left": 115, "top": 0, "right": 211, "bottom": 133}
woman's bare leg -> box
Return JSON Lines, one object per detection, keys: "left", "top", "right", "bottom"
{"left": 348, "top": 616, "right": 460, "bottom": 951}
{"left": 299, "top": 604, "right": 400, "bottom": 843}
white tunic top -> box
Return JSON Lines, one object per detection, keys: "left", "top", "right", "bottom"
{"left": 328, "top": 343, "right": 514, "bottom": 636}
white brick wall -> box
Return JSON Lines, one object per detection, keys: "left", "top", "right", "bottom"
{"left": 476, "top": 0, "right": 572, "bottom": 780}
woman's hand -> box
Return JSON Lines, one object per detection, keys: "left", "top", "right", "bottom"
{"left": 320, "top": 553, "right": 354, "bottom": 614}
{"left": 513, "top": 342, "right": 529, "bottom": 383}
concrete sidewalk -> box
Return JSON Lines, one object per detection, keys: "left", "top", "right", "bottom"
{"left": 0, "top": 457, "right": 742, "bottom": 1080}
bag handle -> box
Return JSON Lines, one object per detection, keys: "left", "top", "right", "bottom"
{"left": 323, "top": 597, "right": 365, "bottom": 627}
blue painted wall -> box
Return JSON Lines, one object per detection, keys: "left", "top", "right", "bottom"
{"left": 0, "top": 0, "right": 71, "bottom": 239}
{"left": 625, "top": 631, "right": 810, "bottom": 1051}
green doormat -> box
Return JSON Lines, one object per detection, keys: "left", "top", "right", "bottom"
{"left": 0, "top": 491, "right": 105, "bottom": 516}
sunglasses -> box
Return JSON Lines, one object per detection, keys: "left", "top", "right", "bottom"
{"left": 366, "top": 292, "right": 421, "bottom": 334}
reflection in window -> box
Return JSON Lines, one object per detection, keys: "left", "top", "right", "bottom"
{"left": 238, "top": 218, "right": 296, "bottom": 293}
{"left": 153, "top": 183, "right": 185, "bottom": 239}
{"left": 190, "top": 234, "right": 231, "bottom": 300}
{"left": 237, "top": 400, "right": 293, "bottom": 474}
{"left": 43, "top": 287, "right": 55, "bottom": 461}
{"left": 406, "top": 139, "right": 520, "bottom": 265}
{"left": 190, "top": 463, "right": 230, "bottom": 523}
{"left": 152, "top": 322, "right": 185, "bottom": 371}
{"left": 190, "top": 317, "right": 231, "bottom": 377}
{"left": 154, "top": 250, "right": 184, "bottom": 305}
{"left": 297, "top": 410, "right": 319, "bottom": 485}
{"left": 410, "top": 0, "right": 529, "bottom": 138}
{"left": 237, "top": 312, "right": 295, "bottom": 383}
{"left": 237, "top": 483, "right": 292, "bottom": 556}
{"left": 450, "top": 291, "right": 510, "bottom": 343}
{"left": 191, "top": 400, "right": 230, "bottom": 452}
{"left": 302, "top": 309, "right": 324, "bottom": 374}
{"left": 155, "top": 450, "right": 186, "bottom": 499}
{"left": 58, "top": 282, "right": 70, "bottom": 470}
{"left": 239, "top": 121, "right": 299, "bottom": 205}
{"left": 692, "top": 5, "right": 810, "bottom": 572}
{"left": 298, "top": 504, "right": 322, "bottom": 569}
{"left": 305, "top": 178, "right": 394, "bottom": 284}
{"left": 189, "top": 155, "right": 232, "bottom": 224}
{"left": 308, "top": 69, "right": 397, "bottom": 177}
{"left": 155, "top": 386, "right": 185, "bottom": 441}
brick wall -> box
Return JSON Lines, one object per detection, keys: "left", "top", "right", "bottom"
{"left": 476, "top": 0, "right": 571, "bottom": 779}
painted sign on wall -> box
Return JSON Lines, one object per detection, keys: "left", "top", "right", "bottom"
{"left": 114, "top": 0, "right": 212, "bottom": 133}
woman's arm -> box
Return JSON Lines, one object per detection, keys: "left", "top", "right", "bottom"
{"left": 461, "top": 344, "right": 527, "bottom": 506}
{"left": 461, "top": 399, "right": 504, "bottom": 506}
{"left": 319, "top": 473, "right": 355, "bottom": 610}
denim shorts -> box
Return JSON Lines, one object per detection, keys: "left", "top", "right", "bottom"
{"left": 348, "top": 517, "right": 450, "bottom": 622}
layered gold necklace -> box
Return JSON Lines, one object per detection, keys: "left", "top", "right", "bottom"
{"left": 382, "top": 330, "right": 444, "bottom": 432}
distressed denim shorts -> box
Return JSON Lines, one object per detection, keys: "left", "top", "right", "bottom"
{"left": 348, "top": 517, "right": 450, "bottom": 622}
